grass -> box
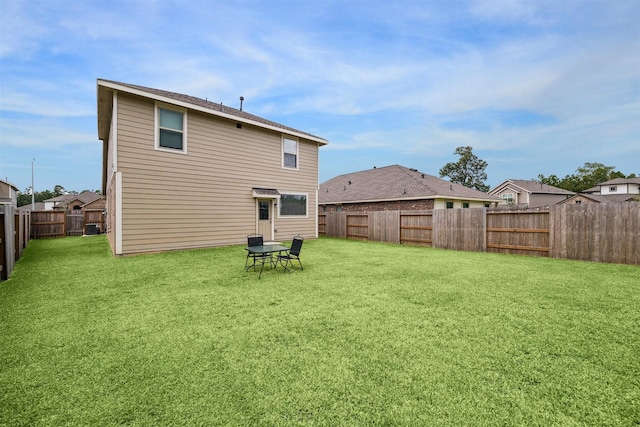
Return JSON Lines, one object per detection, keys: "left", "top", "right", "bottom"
{"left": 1, "top": 236, "right": 639, "bottom": 426}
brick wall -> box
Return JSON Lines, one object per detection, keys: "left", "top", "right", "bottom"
{"left": 321, "top": 199, "right": 435, "bottom": 213}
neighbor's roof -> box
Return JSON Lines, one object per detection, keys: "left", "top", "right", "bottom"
{"left": 597, "top": 177, "right": 640, "bottom": 185}
{"left": 561, "top": 193, "right": 638, "bottom": 204}
{"left": 319, "top": 165, "right": 501, "bottom": 204}
{"left": 18, "top": 202, "right": 46, "bottom": 211}
{"left": 45, "top": 191, "right": 103, "bottom": 205}
{"left": 490, "top": 179, "right": 575, "bottom": 195}
{"left": 97, "top": 79, "right": 328, "bottom": 145}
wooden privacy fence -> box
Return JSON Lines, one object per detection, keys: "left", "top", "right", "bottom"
{"left": 319, "top": 203, "right": 639, "bottom": 265}
{"left": 31, "top": 210, "right": 105, "bottom": 238}
{"left": 1, "top": 205, "right": 30, "bottom": 280}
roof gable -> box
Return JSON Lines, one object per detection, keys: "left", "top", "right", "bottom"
{"left": 490, "top": 179, "right": 574, "bottom": 195}
{"left": 45, "top": 191, "right": 102, "bottom": 204}
{"left": 97, "top": 79, "right": 328, "bottom": 145}
{"left": 562, "top": 193, "right": 638, "bottom": 204}
{"left": 319, "top": 165, "right": 500, "bottom": 204}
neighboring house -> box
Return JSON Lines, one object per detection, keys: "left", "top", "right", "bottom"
{"left": 581, "top": 177, "right": 640, "bottom": 196}
{"left": 97, "top": 79, "right": 328, "bottom": 255}
{"left": 558, "top": 193, "right": 638, "bottom": 205}
{"left": 44, "top": 191, "right": 104, "bottom": 211}
{"left": 560, "top": 177, "right": 640, "bottom": 205}
{"left": 18, "top": 202, "right": 46, "bottom": 211}
{"left": 319, "top": 165, "right": 500, "bottom": 212}
{"left": 489, "top": 179, "right": 574, "bottom": 207}
{"left": 0, "top": 179, "right": 18, "bottom": 206}
{"left": 81, "top": 197, "right": 106, "bottom": 211}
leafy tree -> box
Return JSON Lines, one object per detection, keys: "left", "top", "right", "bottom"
{"left": 53, "top": 185, "right": 66, "bottom": 196}
{"left": 439, "top": 146, "right": 489, "bottom": 192}
{"left": 537, "top": 162, "right": 631, "bottom": 193}
{"left": 17, "top": 185, "right": 64, "bottom": 207}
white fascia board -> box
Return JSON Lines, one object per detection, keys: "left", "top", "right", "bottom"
{"left": 490, "top": 180, "right": 527, "bottom": 195}
{"left": 98, "top": 80, "right": 328, "bottom": 146}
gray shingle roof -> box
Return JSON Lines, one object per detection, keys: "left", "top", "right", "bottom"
{"left": 566, "top": 194, "right": 638, "bottom": 203}
{"left": 319, "top": 165, "right": 500, "bottom": 204}
{"left": 503, "top": 180, "right": 575, "bottom": 195}
{"left": 98, "top": 79, "right": 327, "bottom": 144}
{"left": 598, "top": 177, "right": 640, "bottom": 185}
{"left": 45, "top": 191, "right": 103, "bottom": 204}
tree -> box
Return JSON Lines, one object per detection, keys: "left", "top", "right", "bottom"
{"left": 439, "top": 146, "right": 489, "bottom": 192}
{"left": 53, "top": 185, "right": 66, "bottom": 196}
{"left": 536, "top": 162, "right": 630, "bottom": 193}
{"left": 16, "top": 185, "right": 65, "bottom": 207}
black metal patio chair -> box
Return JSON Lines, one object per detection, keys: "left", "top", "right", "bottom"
{"left": 245, "top": 234, "right": 266, "bottom": 271}
{"left": 277, "top": 236, "right": 304, "bottom": 272}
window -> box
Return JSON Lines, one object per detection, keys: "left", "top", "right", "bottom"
{"left": 502, "top": 193, "right": 514, "bottom": 203}
{"left": 463, "top": 202, "right": 470, "bottom": 208}
{"left": 283, "top": 137, "right": 298, "bottom": 169}
{"left": 156, "top": 105, "right": 186, "bottom": 151}
{"left": 446, "top": 201, "right": 454, "bottom": 209}
{"left": 609, "top": 186, "right": 617, "bottom": 192}
{"left": 279, "top": 193, "right": 307, "bottom": 217}
{"left": 259, "top": 201, "right": 270, "bottom": 220}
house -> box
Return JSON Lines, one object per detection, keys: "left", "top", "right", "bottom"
{"left": 559, "top": 177, "right": 640, "bottom": 205}
{"left": 97, "top": 79, "right": 328, "bottom": 255}
{"left": 558, "top": 193, "right": 638, "bottom": 205}
{"left": 488, "top": 179, "right": 574, "bottom": 208}
{"left": 581, "top": 177, "right": 640, "bottom": 196}
{"left": 18, "top": 202, "right": 46, "bottom": 211}
{"left": 319, "top": 165, "right": 500, "bottom": 212}
{"left": 44, "top": 191, "right": 104, "bottom": 211}
{"left": 0, "top": 179, "right": 18, "bottom": 206}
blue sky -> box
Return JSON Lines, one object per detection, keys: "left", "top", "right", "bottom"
{"left": 1, "top": 0, "right": 638, "bottom": 194}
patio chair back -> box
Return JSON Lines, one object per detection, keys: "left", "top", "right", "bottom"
{"left": 290, "top": 236, "right": 304, "bottom": 256}
{"left": 277, "top": 235, "right": 304, "bottom": 272}
{"left": 248, "top": 234, "right": 263, "bottom": 247}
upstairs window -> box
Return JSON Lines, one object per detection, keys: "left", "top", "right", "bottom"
{"left": 283, "top": 137, "right": 298, "bottom": 169}
{"left": 609, "top": 186, "right": 617, "bottom": 192}
{"left": 156, "top": 105, "right": 186, "bottom": 152}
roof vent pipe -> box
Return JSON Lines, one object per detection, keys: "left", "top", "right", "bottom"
{"left": 239, "top": 96, "right": 244, "bottom": 111}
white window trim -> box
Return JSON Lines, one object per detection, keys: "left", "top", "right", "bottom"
{"left": 155, "top": 102, "right": 188, "bottom": 154}
{"left": 282, "top": 136, "right": 299, "bottom": 170}
{"left": 278, "top": 192, "right": 308, "bottom": 218}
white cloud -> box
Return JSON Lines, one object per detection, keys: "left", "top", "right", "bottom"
{"left": 0, "top": 117, "right": 95, "bottom": 148}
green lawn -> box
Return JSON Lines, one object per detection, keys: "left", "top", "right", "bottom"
{"left": 1, "top": 236, "right": 638, "bottom": 426}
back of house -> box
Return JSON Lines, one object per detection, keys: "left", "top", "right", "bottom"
{"left": 97, "top": 80, "right": 328, "bottom": 255}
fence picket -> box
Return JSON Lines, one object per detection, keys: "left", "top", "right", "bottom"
{"left": 321, "top": 204, "right": 639, "bottom": 265}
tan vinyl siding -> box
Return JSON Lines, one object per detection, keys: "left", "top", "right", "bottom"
{"left": 115, "top": 93, "right": 319, "bottom": 254}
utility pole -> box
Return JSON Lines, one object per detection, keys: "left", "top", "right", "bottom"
{"left": 31, "top": 158, "right": 35, "bottom": 210}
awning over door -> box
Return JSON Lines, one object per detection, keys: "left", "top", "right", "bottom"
{"left": 252, "top": 188, "right": 281, "bottom": 199}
